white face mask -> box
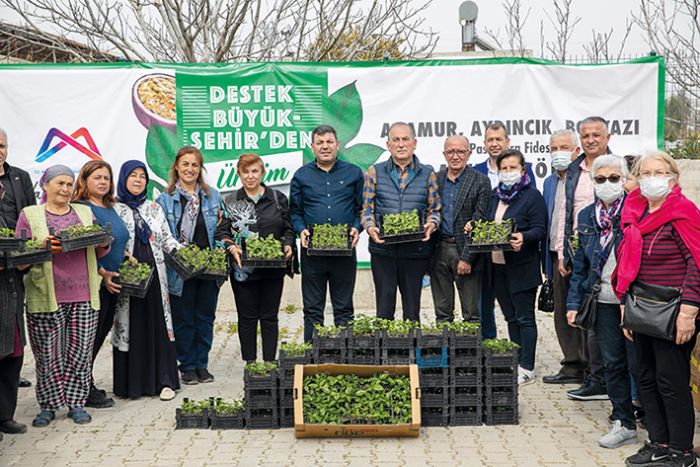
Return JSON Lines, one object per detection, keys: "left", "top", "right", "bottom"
{"left": 639, "top": 176, "right": 672, "bottom": 201}
{"left": 550, "top": 151, "right": 573, "bottom": 172}
{"left": 498, "top": 171, "right": 522, "bottom": 188}
{"left": 594, "top": 180, "right": 624, "bottom": 204}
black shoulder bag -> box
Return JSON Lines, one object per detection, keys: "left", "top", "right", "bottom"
{"left": 575, "top": 281, "right": 600, "bottom": 331}
{"left": 622, "top": 281, "right": 682, "bottom": 341}
{"left": 538, "top": 279, "right": 554, "bottom": 312}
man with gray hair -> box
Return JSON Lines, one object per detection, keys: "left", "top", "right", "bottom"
{"left": 0, "top": 129, "right": 36, "bottom": 230}
{"left": 542, "top": 129, "right": 586, "bottom": 384}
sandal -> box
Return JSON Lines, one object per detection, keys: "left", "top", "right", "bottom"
{"left": 68, "top": 408, "right": 92, "bottom": 425}
{"left": 32, "top": 410, "right": 55, "bottom": 428}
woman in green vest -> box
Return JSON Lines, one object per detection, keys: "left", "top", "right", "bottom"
{"left": 16, "top": 165, "right": 109, "bottom": 427}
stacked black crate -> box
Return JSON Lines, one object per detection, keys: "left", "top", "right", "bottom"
{"left": 380, "top": 329, "right": 416, "bottom": 365}
{"left": 277, "top": 344, "right": 313, "bottom": 428}
{"left": 244, "top": 367, "right": 279, "bottom": 429}
{"left": 347, "top": 329, "right": 381, "bottom": 365}
{"left": 312, "top": 328, "right": 348, "bottom": 364}
{"left": 483, "top": 347, "right": 519, "bottom": 425}
{"left": 448, "top": 328, "right": 483, "bottom": 426}
{"left": 416, "top": 328, "right": 449, "bottom": 427}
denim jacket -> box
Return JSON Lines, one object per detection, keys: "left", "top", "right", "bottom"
{"left": 156, "top": 186, "right": 222, "bottom": 296}
{"left": 566, "top": 198, "right": 624, "bottom": 311}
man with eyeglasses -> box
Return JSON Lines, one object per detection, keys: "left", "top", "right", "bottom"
{"left": 560, "top": 116, "right": 611, "bottom": 402}
{"left": 431, "top": 135, "right": 491, "bottom": 323}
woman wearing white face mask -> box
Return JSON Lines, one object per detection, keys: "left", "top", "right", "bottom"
{"left": 565, "top": 155, "right": 639, "bottom": 449}
{"left": 473, "top": 149, "right": 546, "bottom": 385}
{"left": 613, "top": 151, "right": 700, "bottom": 466}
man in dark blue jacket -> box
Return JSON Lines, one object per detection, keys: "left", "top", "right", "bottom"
{"left": 362, "top": 122, "right": 441, "bottom": 322}
{"left": 289, "top": 125, "right": 364, "bottom": 342}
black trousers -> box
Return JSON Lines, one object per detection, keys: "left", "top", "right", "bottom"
{"left": 634, "top": 331, "right": 698, "bottom": 451}
{"left": 0, "top": 354, "right": 22, "bottom": 421}
{"left": 551, "top": 252, "right": 587, "bottom": 377}
{"left": 91, "top": 285, "right": 119, "bottom": 386}
{"left": 231, "top": 277, "right": 284, "bottom": 362}
{"left": 371, "top": 255, "right": 429, "bottom": 322}
{"left": 301, "top": 249, "right": 356, "bottom": 343}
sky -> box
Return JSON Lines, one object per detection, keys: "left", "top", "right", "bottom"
{"left": 423, "top": 0, "right": 652, "bottom": 59}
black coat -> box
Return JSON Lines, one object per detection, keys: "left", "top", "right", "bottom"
{"left": 0, "top": 214, "right": 26, "bottom": 358}
{"left": 487, "top": 185, "right": 547, "bottom": 293}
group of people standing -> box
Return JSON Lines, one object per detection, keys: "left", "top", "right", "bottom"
{"left": 1, "top": 118, "right": 699, "bottom": 467}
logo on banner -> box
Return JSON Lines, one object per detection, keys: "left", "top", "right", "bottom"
{"left": 35, "top": 127, "right": 103, "bottom": 162}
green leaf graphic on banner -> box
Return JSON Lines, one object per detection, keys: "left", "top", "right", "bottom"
{"left": 338, "top": 143, "right": 385, "bottom": 173}
{"left": 145, "top": 124, "right": 178, "bottom": 183}
{"left": 326, "top": 81, "right": 362, "bottom": 144}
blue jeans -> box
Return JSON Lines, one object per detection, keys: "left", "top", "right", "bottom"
{"left": 493, "top": 265, "right": 537, "bottom": 370}
{"left": 301, "top": 249, "right": 356, "bottom": 343}
{"left": 170, "top": 278, "right": 220, "bottom": 371}
{"left": 595, "top": 302, "right": 635, "bottom": 430}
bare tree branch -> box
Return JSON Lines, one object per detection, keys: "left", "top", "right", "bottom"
{"left": 544, "top": 0, "right": 581, "bottom": 63}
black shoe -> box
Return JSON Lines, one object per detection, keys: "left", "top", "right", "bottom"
{"left": 0, "top": 420, "right": 27, "bottom": 434}
{"left": 625, "top": 440, "right": 669, "bottom": 466}
{"left": 18, "top": 377, "right": 31, "bottom": 388}
{"left": 86, "top": 386, "right": 115, "bottom": 409}
{"left": 196, "top": 369, "right": 214, "bottom": 383}
{"left": 181, "top": 370, "right": 199, "bottom": 385}
{"left": 567, "top": 380, "right": 609, "bottom": 401}
{"left": 542, "top": 373, "right": 584, "bottom": 384}
{"left": 662, "top": 449, "right": 697, "bottom": 467}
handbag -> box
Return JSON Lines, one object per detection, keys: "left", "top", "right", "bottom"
{"left": 538, "top": 279, "right": 554, "bottom": 312}
{"left": 575, "top": 282, "right": 600, "bottom": 330}
{"left": 622, "top": 281, "right": 682, "bottom": 341}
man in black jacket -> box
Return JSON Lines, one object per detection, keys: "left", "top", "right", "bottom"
{"left": 432, "top": 135, "right": 491, "bottom": 323}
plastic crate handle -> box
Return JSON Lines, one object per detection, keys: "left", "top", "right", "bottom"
{"left": 294, "top": 388, "right": 298, "bottom": 400}
{"left": 415, "top": 388, "right": 421, "bottom": 399}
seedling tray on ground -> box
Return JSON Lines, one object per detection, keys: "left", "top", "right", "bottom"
{"left": 114, "top": 269, "right": 154, "bottom": 299}
{"left": 6, "top": 247, "right": 53, "bottom": 268}
{"left": 210, "top": 411, "right": 245, "bottom": 430}
{"left": 241, "top": 241, "right": 287, "bottom": 268}
{"left": 421, "top": 407, "right": 449, "bottom": 427}
{"left": 175, "top": 409, "right": 210, "bottom": 429}
{"left": 486, "top": 386, "right": 518, "bottom": 406}
{"left": 164, "top": 250, "right": 205, "bottom": 281}
{"left": 55, "top": 229, "right": 113, "bottom": 253}
{"left": 307, "top": 225, "right": 353, "bottom": 257}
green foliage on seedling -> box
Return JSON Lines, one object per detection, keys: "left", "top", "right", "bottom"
{"left": 280, "top": 341, "right": 312, "bottom": 357}
{"left": 279, "top": 326, "right": 290, "bottom": 339}
{"left": 350, "top": 315, "right": 381, "bottom": 336}
{"left": 470, "top": 219, "right": 513, "bottom": 245}
{"left": 303, "top": 372, "right": 412, "bottom": 425}
{"left": 203, "top": 248, "right": 228, "bottom": 274}
{"left": 179, "top": 398, "right": 212, "bottom": 416}
{"left": 213, "top": 398, "right": 245, "bottom": 416}
{"left": 246, "top": 234, "right": 285, "bottom": 260}
{"left": 310, "top": 223, "right": 349, "bottom": 250}
{"left": 446, "top": 321, "right": 480, "bottom": 335}
{"left": 173, "top": 244, "right": 206, "bottom": 270}
{"left": 383, "top": 209, "right": 421, "bottom": 236}
{"left": 60, "top": 224, "right": 105, "bottom": 239}
{"left": 481, "top": 338, "right": 520, "bottom": 353}
{"left": 117, "top": 259, "right": 152, "bottom": 285}
{"left": 227, "top": 322, "right": 238, "bottom": 335}
{"left": 313, "top": 323, "right": 346, "bottom": 337}
{"left": 23, "top": 240, "right": 42, "bottom": 251}
{"left": 0, "top": 228, "right": 15, "bottom": 238}
{"left": 245, "top": 361, "right": 277, "bottom": 376}
{"left": 284, "top": 304, "right": 297, "bottom": 314}
{"left": 377, "top": 318, "right": 419, "bottom": 336}
{"left": 420, "top": 322, "right": 449, "bottom": 335}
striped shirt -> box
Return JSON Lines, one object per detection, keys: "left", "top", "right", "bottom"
{"left": 636, "top": 223, "right": 700, "bottom": 306}
{"left": 361, "top": 158, "right": 441, "bottom": 230}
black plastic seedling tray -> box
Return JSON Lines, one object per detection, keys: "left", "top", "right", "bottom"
{"left": 307, "top": 224, "right": 353, "bottom": 256}
{"left": 241, "top": 241, "right": 287, "bottom": 268}
{"left": 467, "top": 242, "right": 514, "bottom": 253}
{"left": 199, "top": 269, "right": 229, "bottom": 281}
{"left": 378, "top": 211, "right": 425, "bottom": 244}
{"left": 210, "top": 412, "right": 245, "bottom": 430}
{"left": 54, "top": 226, "right": 113, "bottom": 253}
{"left": 175, "top": 409, "right": 210, "bottom": 429}
{"left": 6, "top": 247, "right": 53, "bottom": 268}
{"left": 164, "top": 250, "right": 205, "bottom": 281}
{"left": 114, "top": 268, "right": 154, "bottom": 299}
{"left": 0, "top": 232, "right": 27, "bottom": 252}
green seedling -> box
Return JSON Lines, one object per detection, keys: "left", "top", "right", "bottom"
{"left": 382, "top": 209, "right": 421, "bottom": 236}
{"left": 570, "top": 232, "right": 579, "bottom": 252}
{"left": 23, "top": 240, "right": 42, "bottom": 251}
{"left": 284, "top": 304, "right": 297, "bottom": 314}
{"left": 117, "top": 259, "right": 152, "bottom": 285}
{"left": 0, "top": 228, "right": 15, "bottom": 238}
{"left": 470, "top": 219, "right": 513, "bottom": 245}
{"left": 227, "top": 322, "right": 238, "bottom": 335}
{"left": 377, "top": 318, "right": 419, "bottom": 337}
{"left": 303, "top": 372, "right": 412, "bottom": 425}
{"left": 279, "top": 326, "right": 290, "bottom": 339}
{"left": 59, "top": 224, "right": 106, "bottom": 239}
{"left": 446, "top": 321, "right": 480, "bottom": 335}
{"left": 173, "top": 244, "right": 207, "bottom": 271}
{"left": 203, "top": 248, "right": 228, "bottom": 274}
{"left": 310, "top": 223, "right": 349, "bottom": 250}
{"left": 179, "top": 398, "right": 211, "bottom": 416}
{"left": 246, "top": 234, "right": 285, "bottom": 260}
{"left": 280, "top": 341, "right": 312, "bottom": 357}
{"left": 313, "top": 324, "right": 346, "bottom": 338}
{"left": 245, "top": 361, "right": 277, "bottom": 376}
{"left": 213, "top": 398, "right": 245, "bottom": 416}
{"left": 350, "top": 315, "right": 381, "bottom": 336}
{"left": 481, "top": 338, "right": 520, "bottom": 354}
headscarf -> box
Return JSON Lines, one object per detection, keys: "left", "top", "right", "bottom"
{"left": 39, "top": 164, "right": 74, "bottom": 204}
{"left": 495, "top": 172, "right": 530, "bottom": 204}
{"left": 117, "top": 160, "right": 152, "bottom": 245}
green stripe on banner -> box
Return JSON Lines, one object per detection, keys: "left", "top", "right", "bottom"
{"left": 656, "top": 56, "right": 666, "bottom": 150}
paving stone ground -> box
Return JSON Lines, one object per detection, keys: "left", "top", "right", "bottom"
{"left": 2, "top": 280, "right": 699, "bottom": 466}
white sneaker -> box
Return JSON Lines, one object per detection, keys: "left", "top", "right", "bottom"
{"left": 598, "top": 419, "right": 638, "bottom": 449}
{"left": 159, "top": 387, "right": 176, "bottom": 401}
{"left": 517, "top": 366, "right": 535, "bottom": 385}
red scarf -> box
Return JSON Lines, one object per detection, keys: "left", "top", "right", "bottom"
{"left": 612, "top": 185, "right": 700, "bottom": 299}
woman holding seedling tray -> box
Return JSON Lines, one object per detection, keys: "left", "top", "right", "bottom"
{"left": 215, "top": 153, "right": 295, "bottom": 364}
{"left": 466, "top": 149, "right": 546, "bottom": 385}
{"left": 15, "top": 165, "right": 111, "bottom": 427}
{"left": 112, "top": 160, "right": 181, "bottom": 402}
{"left": 156, "top": 146, "right": 222, "bottom": 386}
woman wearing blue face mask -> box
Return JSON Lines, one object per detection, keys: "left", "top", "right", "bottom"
{"left": 473, "top": 149, "right": 546, "bottom": 385}
{"left": 565, "top": 155, "right": 639, "bottom": 450}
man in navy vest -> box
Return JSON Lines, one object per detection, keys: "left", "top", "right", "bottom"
{"left": 289, "top": 125, "right": 364, "bottom": 342}
{"left": 362, "top": 122, "right": 441, "bottom": 321}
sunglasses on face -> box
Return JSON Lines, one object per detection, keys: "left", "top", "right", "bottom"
{"left": 593, "top": 175, "right": 621, "bottom": 184}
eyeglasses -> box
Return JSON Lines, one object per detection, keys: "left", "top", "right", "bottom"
{"left": 638, "top": 170, "right": 670, "bottom": 179}
{"left": 444, "top": 149, "right": 470, "bottom": 157}
{"left": 593, "top": 175, "right": 621, "bottom": 184}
